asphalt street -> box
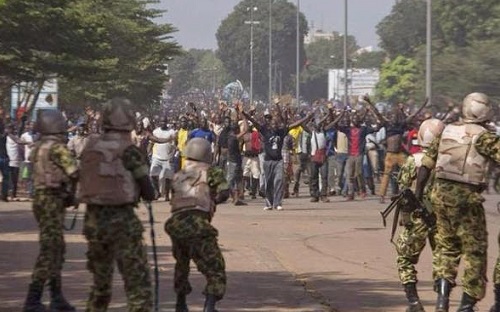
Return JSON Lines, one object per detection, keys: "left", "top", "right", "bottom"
{"left": 1, "top": 190, "right": 499, "bottom": 312}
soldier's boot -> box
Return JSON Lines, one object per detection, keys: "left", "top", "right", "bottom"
{"left": 203, "top": 294, "right": 218, "bottom": 312}
{"left": 403, "top": 283, "right": 425, "bottom": 312}
{"left": 456, "top": 292, "right": 477, "bottom": 312}
{"left": 48, "top": 278, "right": 75, "bottom": 312}
{"left": 23, "top": 281, "right": 47, "bottom": 312}
{"left": 164, "top": 179, "right": 171, "bottom": 201}
{"left": 175, "top": 294, "right": 189, "bottom": 312}
{"left": 490, "top": 284, "right": 500, "bottom": 312}
{"left": 435, "top": 279, "right": 452, "bottom": 312}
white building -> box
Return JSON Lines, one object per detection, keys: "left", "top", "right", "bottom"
{"left": 328, "top": 68, "right": 380, "bottom": 101}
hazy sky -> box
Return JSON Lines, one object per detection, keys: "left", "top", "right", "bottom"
{"left": 157, "top": 0, "right": 396, "bottom": 50}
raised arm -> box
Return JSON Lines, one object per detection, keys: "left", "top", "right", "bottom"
{"left": 287, "top": 112, "right": 314, "bottom": 131}
{"left": 405, "top": 98, "right": 429, "bottom": 124}
{"left": 242, "top": 111, "right": 262, "bottom": 132}
{"left": 363, "top": 95, "right": 388, "bottom": 124}
{"left": 324, "top": 110, "right": 347, "bottom": 131}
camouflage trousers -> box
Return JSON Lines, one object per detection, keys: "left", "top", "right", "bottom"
{"left": 395, "top": 215, "right": 436, "bottom": 284}
{"left": 432, "top": 201, "right": 488, "bottom": 299}
{"left": 164, "top": 210, "right": 226, "bottom": 300}
{"left": 83, "top": 205, "right": 152, "bottom": 312}
{"left": 31, "top": 190, "right": 66, "bottom": 285}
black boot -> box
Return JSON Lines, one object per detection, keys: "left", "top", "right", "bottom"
{"left": 490, "top": 283, "right": 500, "bottom": 312}
{"left": 23, "top": 281, "right": 47, "bottom": 312}
{"left": 48, "top": 278, "right": 75, "bottom": 312}
{"left": 456, "top": 292, "right": 476, "bottom": 312}
{"left": 175, "top": 294, "right": 189, "bottom": 312}
{"left": 435, "top": 279, "right": 452, "bottom": 312}
{"left": 203, "top": 294, "right": 218, "bottom": 312}
{"left": 403, "top": 283, "right": 425, "bottom": 312}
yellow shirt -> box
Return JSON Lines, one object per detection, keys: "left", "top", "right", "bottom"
{"left": 177, "top": 128, "right": 188, "bottom": 155}
{"left": 288, "top": 126, "right": 303, "bottom": 154}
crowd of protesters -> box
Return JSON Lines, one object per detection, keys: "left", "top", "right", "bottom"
{"left": 0, "top": 94, "right": 498, "bottom": 206}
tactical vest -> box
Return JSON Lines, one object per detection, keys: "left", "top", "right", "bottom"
{"left": 170, "top": 161, "right": 214, "bottom": 215}
{"left": 77, "top": 132, "right": 139, "bottom": 205}
{"left": 33, "top": 137, "right": 69, "bottom": 189}
{"left": 435, "top": 123, "right": 489, "bottom": 186}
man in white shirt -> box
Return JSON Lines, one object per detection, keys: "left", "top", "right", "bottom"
{"left": 20, "top": 122, "right": 35, "bottom": 197}
{"left": 308, "top": 123, "right": 329, "bottom": 203}
{"left": 149, "top": 116, "right": 177, "bottom": 200}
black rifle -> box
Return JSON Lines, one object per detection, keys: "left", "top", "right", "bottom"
{"left": 380, "top": 188, "right": 436, "bottom": 242}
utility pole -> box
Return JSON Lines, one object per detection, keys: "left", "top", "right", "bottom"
{"left": 343, "top": 0, "right": 348, "bottom": 108}
{"left": 296, "top": 0, "right": 300, "bottom": 107}
{"left": 426, "top": 0, "right": 432, "bottom": 110}
{"left": 245, "top": 6, "right": 259, "bottom": 106}
{"left": 268, "top": 0, "right": 273, "bottom": 106}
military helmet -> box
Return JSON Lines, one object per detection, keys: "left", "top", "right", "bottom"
{"left": 101, "top": 97, "right": 136, "bottom": 131}
{"left": 184, "top": 138, "right": 212, "bottom": 164}
{"left": 462, "top": 92, "right": 491, "bottom": 123}
{"left": 35, "top": 109, "right": 67, "bottom": 135}
{"left": 417, "top": 118, "right": 445, "bottom": 148}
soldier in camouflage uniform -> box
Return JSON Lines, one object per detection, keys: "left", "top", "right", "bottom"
{"left": 164, "top": 137, "right": 230, "bottom": 312}
{"left": 415, "top": 93, "right": 500, "bottom": 312}
{"left": 395, "top": 118, "right": 445, "bottom": 312}
{"left": 78, "top": 98, "right": 156, "bottom": 312}
{"left": 23, "top": 109, "right": 78, "bottom": 312}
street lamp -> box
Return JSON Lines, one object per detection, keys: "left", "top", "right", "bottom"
{"left": 343, "top": 0, "right": 348, "bottom": 108}
{"left": 268, "top": 0, "right": 273, "bottom": 107}
{"left": 245, "top": 6, "right": 259, "bottom": 106}
{"left": 426, "top": 0, "right": 432, "bottom": 110}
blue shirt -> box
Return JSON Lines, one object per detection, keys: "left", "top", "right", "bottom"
{"left": 188, "top": 128, "right": 216, "bottom": 144}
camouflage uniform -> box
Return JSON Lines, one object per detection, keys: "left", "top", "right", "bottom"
{"left": 422, "top": 131, "right": 500, "bottom": 300}
{"left": 31, "top": 141, "right": 78, "bottom": 286}
{"left": 82, "top": 145, "right": 152, "bottom": 312}
{"left": 24, "top": 132, "right": 78, "bottom": 312}
{"left": 165, "top": 165, "right": 228, "bottom": 301}
{"left": 395, "top": 154, "right": 436, "bottom": 285}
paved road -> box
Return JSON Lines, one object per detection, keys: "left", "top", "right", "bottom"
{"left": 1, "top": 190, "right": 499, "bottom": 312}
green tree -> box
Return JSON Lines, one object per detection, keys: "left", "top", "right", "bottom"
{"left": 0, "top": 0, "right": 180, "bottom": 110}
{"left": 355, "top": 51, "right": 386, "bottom": 69}
{"left": 434, "top": 0, "right": 500, "bottom": 47}
{"left": 376, "top": 0, "right": 427, "bottom": 58}
{"left": 216, "top": 0, "right": 308, "bottom": 100}
{"left": 166, "top": 50, "right": 196, "bottom": 98}
{"left": 301, "top": 37, "right": 358, "bottom": 101}
{"left": 375, "top": 56, "right": 419, "bottom": 103}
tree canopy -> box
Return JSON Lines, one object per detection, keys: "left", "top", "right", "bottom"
{"left": 216, "top": 0, "right": 308, "bottom": 101}
{"left": 0, "top": 0, "right": 180, "bottom": 111}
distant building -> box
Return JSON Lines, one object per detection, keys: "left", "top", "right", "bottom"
{"left": 304, "top": 27, "right": 339, "bottom": 45}
{"left": 328, "top": 68, "right": 380, "bottom": 101}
